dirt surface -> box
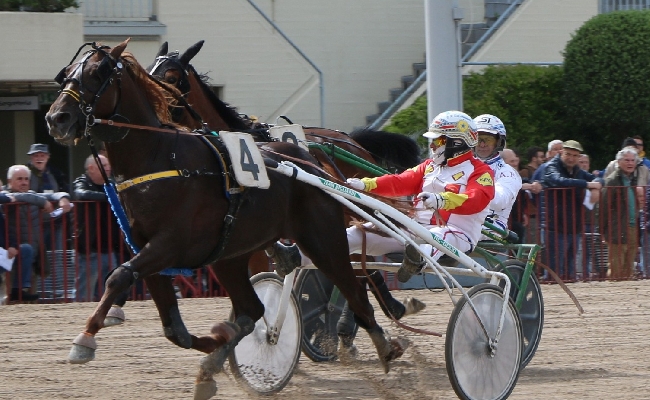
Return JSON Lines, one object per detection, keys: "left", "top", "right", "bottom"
{"left": 1, "top": 280, "right": 650, "bottom": 399}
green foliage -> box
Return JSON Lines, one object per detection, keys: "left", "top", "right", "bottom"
{"left": 464, "top": 65, "right": 567, "bottom": 155}
{"left": 383, "top": 96, "right": 429, "bottom": 148}
{"left": 0, "top": 0, "right": 78, "bottom": 12}
{"left": 564, "top": 10, "right": 650, "bottom": 166}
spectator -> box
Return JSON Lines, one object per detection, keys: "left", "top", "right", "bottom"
{"left": 25, "top": 143, "right": 72, "bottom": 256}
{"left": 600, "top": 148, "right": 641, "bottom": 280}
{"left": 472, "top": 116, "right": 521, "bottom": 242}
{"left": 0, "top": 191, "right": 37, "bottom": 302}
{"left": 73, "top": 155, "right": 120, "bottom": 302}
{"left": 519, "top": 146, "right": 544, "bottom": 181}
{"left": 3, "top": 165, "right": 72, "bottom": 283}
{"left": 26, "top": 143, "right": 69, "bottom": 193}
{"left": 578, "top": 154, "right": 590, "bottom": 171}
{"left": 501, "top": 148, "right": 519, "bottom": 170}
{"left": 541, "top": 140, "right": 601, "bottom": 280}
{"left": 520, "top": 146, "right": 545, "bottom": 245}
{"left": 632, "top": 136, "right": 650, "bottom": 277}
{"left": 546, "top": 139, "right": 563, "bottom": 162}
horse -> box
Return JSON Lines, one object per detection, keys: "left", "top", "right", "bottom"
{"left": 45, "top": 39, "right": 406, "bottom": 398}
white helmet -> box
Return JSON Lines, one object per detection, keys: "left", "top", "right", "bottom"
{"left": 424, "top": 111, "right": 478, "bottom": 147}
{"left": 474, "top": 114, "right": 507, "bottom": 154}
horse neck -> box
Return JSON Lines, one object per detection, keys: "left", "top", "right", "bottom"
{"left": 186, "top": 70, "right": 231, "bottom": 131}
{"left": 104, "top": 74, "right": 173, "bottom": 179}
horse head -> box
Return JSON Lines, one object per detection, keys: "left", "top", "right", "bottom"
{"left": 46, "top": 38, "right": 177, "bottom": 146}
{"left": 148, "top": 40, "right": 204, "bottom": 94}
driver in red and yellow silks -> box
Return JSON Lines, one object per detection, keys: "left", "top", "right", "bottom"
{"left": 266, "top": 110, "right": 494, "bottom": 354}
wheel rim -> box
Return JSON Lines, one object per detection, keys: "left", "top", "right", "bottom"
{"left": 449, "top": 286, "right": 522, "bottom": 399}
{"left": 298, "top": 270, "right": 346, "bottom": 359}
{"left": 499, "top": 262, "right": 543, "bottom": 367}
{"left": 232, "top": 277, "right": 301, "bottom": 393}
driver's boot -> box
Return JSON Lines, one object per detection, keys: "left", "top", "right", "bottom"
{"left": 265, "top": 242, "right": 301, "bottom": 278}
{"left": 397, "top": 243, "right": 426, "bottom": 283}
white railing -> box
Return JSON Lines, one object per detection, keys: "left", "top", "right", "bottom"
{"left": 600, "top": 0, "right": 650, "bottom": 13}
{"left": 80, "top": 0, "right": 153, "bottom": 21}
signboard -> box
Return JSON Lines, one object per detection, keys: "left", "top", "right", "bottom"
{"left": 0, "top": 96, "right": 39, "bottom": 111}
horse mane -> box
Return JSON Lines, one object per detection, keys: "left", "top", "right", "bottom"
{"left": 188, "top": 65, "right": 252, "bottom": 131}
{"left": 350, "top": 128, "right": 423, "bottom": 172}
{"left": 120, "top": 52, "right": 183, "bottom": 128}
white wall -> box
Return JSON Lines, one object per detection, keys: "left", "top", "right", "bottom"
{"left": 464, "top": 0, "right": 598, "bottom": 74}
{"left": 0, "top": 12, "right": 84, "bottom": 81}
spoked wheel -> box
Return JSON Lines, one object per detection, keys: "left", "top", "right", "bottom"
{"left": 446, "top": 283, "right": 523, "bottom": 400}
{"left": 228, "top": 272, "right": 302, "bottom": 395}
{"left": 497, "top": 260, "right": 544, "bottom": 368}
{"left": 294, "top": 269, "right": 349, "bottom": 362}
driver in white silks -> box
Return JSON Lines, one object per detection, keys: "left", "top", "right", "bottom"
{"left": 472, "top": 114, "right": 523, "bottom": 239}
{"left": 268, "top": 110, "right": 494, "bottom": 352}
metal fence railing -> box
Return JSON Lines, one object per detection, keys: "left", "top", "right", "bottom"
{"left": 79, "top": 0, "right": 153, "bottom": 21}
{"left": 600, "top": 0, "right": 650, "bottom": 13}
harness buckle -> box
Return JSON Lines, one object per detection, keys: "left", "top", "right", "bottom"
{"left": 180, "top": 169, "right": 191, "bottom": 177}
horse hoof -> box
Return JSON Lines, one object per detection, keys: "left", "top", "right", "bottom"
{"left": 403, "top": 296, "right": 426, "bottom": 316}
{"left": 69, "top": 332, "right": 97, "bottom": 364}
{"left": 210, "top": 321, "right": 239, "bottom": 343}
{"left": 388, "top": 336, "right": 410, "bottom": 361}
{"left": 194, "top": 379, "right": 217, "bottom": 400}
{"left": 103, "top": 306, "right": 126, "bottom": 327}
{"left": 69, "top": 344, "right": 96, "bottom": 364}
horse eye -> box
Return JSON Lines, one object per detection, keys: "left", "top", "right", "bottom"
{"left": 166, "top": 76, "right": 178, "bottom": 84}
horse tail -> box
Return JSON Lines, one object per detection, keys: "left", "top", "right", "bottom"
{"left": 350, "top": 128, "right": 422, "bottom": 173}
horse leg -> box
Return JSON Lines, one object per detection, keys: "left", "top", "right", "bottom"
{"left": 144, "top": 273, "right": 240, "bottom": 354}
{"left": 247, "top": 250, "right": 270, "bottom": 276}
{"left": 194, "top": 255, "right": 261, "bottom": 398}
{"left": 299, "top": 239, "right": 408, "bottom": 373}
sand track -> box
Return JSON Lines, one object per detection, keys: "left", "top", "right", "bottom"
{"left": 1, "top": 280, "right": 649, "bottom": 399}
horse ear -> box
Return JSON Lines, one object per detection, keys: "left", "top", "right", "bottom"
{"left": 178, "top": 40, "right": 204, "bottom": 68}
{"left": 155, "top": 42, "right": 169, "bottom": 58}
{"left": 111, "top": 38, "right": 131, "bottom": 59}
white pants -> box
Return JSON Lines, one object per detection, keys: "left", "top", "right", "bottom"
{"left": 299, "top": 222, "right": 473, "bottom": 266}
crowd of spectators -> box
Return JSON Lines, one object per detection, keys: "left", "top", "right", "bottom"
{"left": 504, "top": 135, "right": 650, "bottom": 281}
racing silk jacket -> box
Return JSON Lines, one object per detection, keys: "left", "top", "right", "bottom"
{"left": 362, "top": 151, "right": 495, "bottom": 246}
{"left": 483, "top": 155, "right": 522, "bottom": 232}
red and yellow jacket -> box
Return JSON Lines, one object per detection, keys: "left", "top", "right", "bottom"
{"left": 361, "top": 151, "right": 495, "bottom": 246}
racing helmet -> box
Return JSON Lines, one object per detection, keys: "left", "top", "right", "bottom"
{"left": 424, "top": 111, "right": 478, "bottom": 164}
{"left": 474, "top": 114, "right": 507, "bottom": 157}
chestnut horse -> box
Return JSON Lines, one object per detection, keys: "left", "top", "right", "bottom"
{"left": 45, "top": 39, "right": 406, "bottom": 398}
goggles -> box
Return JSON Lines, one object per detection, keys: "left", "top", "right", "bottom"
{"left": 431, "top": 136, "right": 447, "bottom": 148}
{"left": 478, "top": 135, "right": 498, "bottom": 145}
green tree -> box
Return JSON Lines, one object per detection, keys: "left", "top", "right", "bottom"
{"left": 564, "top": 10, "right": 650, "bottom": 166}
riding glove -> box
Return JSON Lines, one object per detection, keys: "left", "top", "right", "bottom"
{"left": 417, "top": 192, "right": 446, "bottom": 210}
{"left": 346, "top": 178, "right": 366, "bottom": 191}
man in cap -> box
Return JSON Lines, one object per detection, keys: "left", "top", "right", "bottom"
{"left": 540, "top": 140, "right": 601, "bottom": 280}
{"left": 26, "top": 143, "right": 69, "bottom": 194}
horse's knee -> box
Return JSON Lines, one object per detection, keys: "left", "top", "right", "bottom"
{"left": 105, "top": 263, "right": 137, "bottom": 292}
{"left": 162, "top": 305, "right": 192, "bottom": 349}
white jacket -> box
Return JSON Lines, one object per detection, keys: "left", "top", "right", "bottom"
{"left": 483, "top": 155, "right": 522, "bottom": 234}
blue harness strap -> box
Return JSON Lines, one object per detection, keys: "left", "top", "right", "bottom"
{"left": 104, "top": 182, "right": 193, "bottom": 277}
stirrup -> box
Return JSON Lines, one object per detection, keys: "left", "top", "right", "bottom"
{"left": 396, "top": 244, "right": 425, "bottom": 283}
{"left": 266, "top": 242, "right": 301, "bottom": 278}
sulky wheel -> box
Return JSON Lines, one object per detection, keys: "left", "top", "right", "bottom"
{"left": 445, "top": 283, "right": 523, "bottom": 400}
{"left": 497, "top": 259, "right": 544, "bottom": 368}
{"left": 228, "top": 272, "right": 302, "bottom": 395}
{"left": 294, "top": 269, "right": 349, "bottom": 362}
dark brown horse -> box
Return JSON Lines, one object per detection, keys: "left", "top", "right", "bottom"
{"left": 45, "top": 39, "right": 405, "bottom": 398}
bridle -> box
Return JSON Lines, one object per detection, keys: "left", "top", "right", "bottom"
{"left": 149, "top": 51, "right": 192, "bottom": 95}
{"left": 54, "top": 42, "right": 129, "bottom": 142}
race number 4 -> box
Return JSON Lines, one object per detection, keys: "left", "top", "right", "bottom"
{"left": 219, "top": 132, "right": 270, "bottom": 188}
{"left": 268, "top": 124, "right": 308, "bottom": 151}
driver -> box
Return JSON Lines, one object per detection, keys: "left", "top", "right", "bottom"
{"left": 473, "top": 114, "right": 523, "bottom": 237}
{"left": 267, "top": 111, "right": 495, "bottom": 350}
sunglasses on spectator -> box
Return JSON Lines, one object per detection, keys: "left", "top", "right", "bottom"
{"left": 431, "top": 136, "right": 447, "bottom": 147}
{"left": 478, "top": 135, "right": 497, "bottom": 145}
{"left": 635, "top": 141, "right": 643, "bottom": 148}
